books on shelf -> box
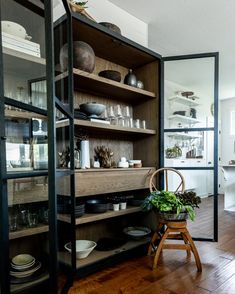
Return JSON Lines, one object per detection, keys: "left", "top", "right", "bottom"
{"left": 2, "top": 32, "right": 41, "bottom": 57}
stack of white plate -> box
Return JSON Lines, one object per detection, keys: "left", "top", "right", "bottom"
{"left": 10, "top": 254, "right": 41, "bottom": 279}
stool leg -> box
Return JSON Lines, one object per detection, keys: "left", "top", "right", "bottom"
{"left": 181, "top": 232, "right": 191, "bottom": 258}
{"left": 152, "top": 228, "right": 170, "bottom": 270}
{"left": 148, "top": 222, "right": 164, "bottom": 256}
{"left": 184, "top": 230, "right": 202, "bottom": 272}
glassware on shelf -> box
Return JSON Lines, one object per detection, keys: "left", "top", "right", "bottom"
{"left": 27, "top": 212, "right": 39, "bottom": 228}
{"left": 134, "top": 119, "right": 140, "bottom": 128}
{"left": 9, "top": 214, "right": 18, "bottom": 232}
{"left": 117, "top": 117, "right": 125, "bottom": 127}
{"left": 114, "top": 104, "right": 122, "bottom": 117}
{"left": 141, "top": 120, "right": 146, "bottom": 129}
{"left": 129, "top": 118, "right": 134, "bottom": 128}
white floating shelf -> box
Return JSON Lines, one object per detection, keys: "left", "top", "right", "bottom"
{"left": 167, "top": 132, "right": 202, "bottom": 140}
{"left": 169, "top": 96, "right": 200, "bottom": 107}
{"left": 168, "top": 114, "right": 201, "bottom": 124}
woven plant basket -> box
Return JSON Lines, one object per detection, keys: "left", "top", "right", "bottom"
{"left": 157, "top": 211, "right": 188, "bottom": 221}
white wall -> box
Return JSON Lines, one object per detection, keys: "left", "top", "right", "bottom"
{"left": 53, "top": 0, "right": 148, "bottom": 47}
{"left": 221, "top": 98, "right": 235, "bottom": 165}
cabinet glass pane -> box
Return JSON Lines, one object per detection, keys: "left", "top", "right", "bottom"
{"left": 164, "top": 130, "right": 214, "bottom": 167}
{"left": 164, "top": 57, "right": 215, "bottom": 129}
{"left": 5, "top": 107, "right": 48, "bottom": 172}
{"left": 1, "top": 0, "right": 47, "bottom": 109}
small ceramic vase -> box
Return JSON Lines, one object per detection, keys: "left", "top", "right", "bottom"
{"left": 124, "top": 69, "right": 137, "bottom": 87}
{"left": 137, "top": 80, "right": 144, "bottom": 89}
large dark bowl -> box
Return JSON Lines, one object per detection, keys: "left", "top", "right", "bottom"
{"left": 86, "top": 199, "right": 108, "bottom": 213}
{"left": 99, "top": 22, "right": 121, "bottom": 34}
{"left": 98, "top": 70, "right": 121, "bottom": 82}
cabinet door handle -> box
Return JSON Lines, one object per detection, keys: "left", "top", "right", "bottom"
{"left": 208, "top": 161, "right": 212, "bottom": 164}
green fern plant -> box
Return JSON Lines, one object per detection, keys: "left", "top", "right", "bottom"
{"left": 142, "top": 190, "right": 200, "bottom": 221}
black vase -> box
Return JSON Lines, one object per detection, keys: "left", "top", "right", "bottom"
{"left": 124, "top": 69, "right": 137, "bottom": 87}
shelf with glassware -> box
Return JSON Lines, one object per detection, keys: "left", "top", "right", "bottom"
{"left": 56, "top": 118, "right": 156, "bottom": 136}
{"left": 54, "top": 8, "right": 160, "bottom": 282}
{"left": 0, "top": 1, "right": 53, "bottom": 293}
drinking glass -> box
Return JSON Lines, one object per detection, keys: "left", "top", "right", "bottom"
{"left": 134, "top": 119, "right": 140, "bottom": 128}
{"left": 114, "top": 104, "right": 122, "bottom": 117}
{"left": 141, "top": 120, "right": 146, "bottom": 129}
{"left": 9, "top": 215, "right": 18, "bottom": 232}
{"left": 27, "top": 212, "right": 39, "bottom": 228}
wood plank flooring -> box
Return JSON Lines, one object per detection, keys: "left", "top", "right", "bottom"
{"left": 59, "top": 195, "right": 235, "bottom": 293}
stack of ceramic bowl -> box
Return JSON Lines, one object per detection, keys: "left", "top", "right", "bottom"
{"left": 74, "top": 203, "right": 85, "bottom": 218}
{"left": 10, "top": 254, "right": 41, "bottom": 279}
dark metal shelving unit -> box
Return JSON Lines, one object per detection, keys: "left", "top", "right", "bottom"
{"left": 0, "top": 0, "right": 57, "bottom": 293}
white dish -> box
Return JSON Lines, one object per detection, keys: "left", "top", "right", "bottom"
{"left": 10, "top": 261, "right": 41, "bottom": 278}
{"left": 118, "top": 161, "right": 129, "bottom": 168}
{"left": 1, "top": 21, "right": 30, "bottom": 40}
{"left": 128, "top": 160, "right": 142, "bottom": 164}
{"left": 64, "top": 240, "right": 97, "bottom": 259}
{"left": 11, "top": 259, "right": 35, "bottom": 270}
{"left": 11, "top": 254, "right": 35, "bottom": 266}
{"left": 123, "top": 226, "right": 151, "bottom": 239}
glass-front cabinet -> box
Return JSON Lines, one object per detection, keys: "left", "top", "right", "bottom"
{"left": 0, "top": 1, "right": 55, "bottom": 293}
{"left": 163, "top": 54, "right": 219, "bottom": 240}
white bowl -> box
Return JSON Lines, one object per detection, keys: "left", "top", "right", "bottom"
{"left": 1, "top": 21, "right": 27, "bottom": 39}
{"left": 64, "top": 240, "right": 97, "bottom": 259}
{"left": 12, "top": 254, "right": 35, "bottom": 266}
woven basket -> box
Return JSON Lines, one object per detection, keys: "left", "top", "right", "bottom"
{"left": 157, "top": 211, "right": 188, "bottom": 221}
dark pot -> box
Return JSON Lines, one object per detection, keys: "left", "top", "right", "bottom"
{"left": 98, "top": 70, "right": 121, "bottom": 82}
{"left": 99, "top": 22, "right": 121, "bottom": 34}
{"left": 60, "top": 41, "right": 95, "bottom": 73}
{"left": 124, "top": 69, "right": 137, "bottom": 87}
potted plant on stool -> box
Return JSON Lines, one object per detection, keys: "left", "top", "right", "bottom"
{"left": 142, "top": 190, "right": 201, "bottom": 221}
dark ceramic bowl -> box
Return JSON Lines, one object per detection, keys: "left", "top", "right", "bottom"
{"left": 86, "top": 199, "right": 109, "bottom": 213}
{"left": 99, "top": 22, "right": 121, "bottom": 34}
{"left": 98, "top": 70, "right": 121, "bottom": 82}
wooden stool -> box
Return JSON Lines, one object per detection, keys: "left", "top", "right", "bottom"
{"left": 148, "top": 219, "right": 202, "bottom": 271}
{"left": 148, "top": 168, "right": 202, "bottom": 272}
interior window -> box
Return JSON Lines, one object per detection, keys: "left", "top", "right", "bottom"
{"left": 230, "top": 111, "right": 235, "bottom": 135}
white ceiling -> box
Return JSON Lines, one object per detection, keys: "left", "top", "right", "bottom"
{"left": 110, "top": 0, "right": 235, "bottom": 100}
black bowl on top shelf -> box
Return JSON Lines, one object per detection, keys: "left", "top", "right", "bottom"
{"left": 98, "top": 70, "right": 121, "bottom": 82}
{"left": 86, "top": 199, "right": 109, "bottom": 213}
{"left": 128, "top": 198, "right": 144, "bottom": 207}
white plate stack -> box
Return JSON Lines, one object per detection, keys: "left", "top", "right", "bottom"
{"left": 10, "top": 254, "right": 41, "bottom": 279}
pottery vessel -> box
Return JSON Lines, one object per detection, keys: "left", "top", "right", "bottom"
{"left": 99, "top": 22, "right": 121, "bottom": 34}
{"left": 98, "top": 70, "right": 121, "bottom": 82}
{"left": 137, "top": 80, "right": 144, "bottom": 89}
{"left": 60, "top": 41, "right": 95, "bottom": 73}
{"left": 124, "top": 69, "right": 137, "bottom": 87}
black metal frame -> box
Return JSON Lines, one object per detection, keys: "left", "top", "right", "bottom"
{"left": 161, "top": 52, "right": 219, "bottom": 242}
{"left": 0, "top": 0, "right": 58, "bottom": 293}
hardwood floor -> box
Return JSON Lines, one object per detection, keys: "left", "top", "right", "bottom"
{"left": 59, "top": 195, "right": 235, "bottom": 293}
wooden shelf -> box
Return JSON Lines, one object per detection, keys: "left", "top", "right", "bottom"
{"left": 55, "top": 69, "right": 156, "bottom": 103}
{"left": 169, "top": 96, "right": 199, "bottom": 107}
{"left": 167, "top": 132, "right": 202, "bottom": 140}
{"left": 11, "top": 272, "right": 49, "bottom": 293}
{"left": 9, "top": 225, "right": 49, "bottom": 240}
{"left": 58, "top": 238, "right": 150, "bottom": 270}
{"left": 168, "top": 114, "right": 201, "bottom": 124}
{"left": 74, "top": 167, "right": 154, "bottom": 173}
{"left": 56, "top": 118, "right": 156, "bottom": 136}
{"left": 5, "top": 109, "right": 46, "bottom": 120}
{"left": 3, "top": 47, "right": 45, "bottom": 79}
{"left": 58, "top": 206, "right": 142, "bottom": 225}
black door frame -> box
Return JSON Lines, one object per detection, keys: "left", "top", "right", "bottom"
{"left": 160, "top": 52, "right": 219, "bottom": 242}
